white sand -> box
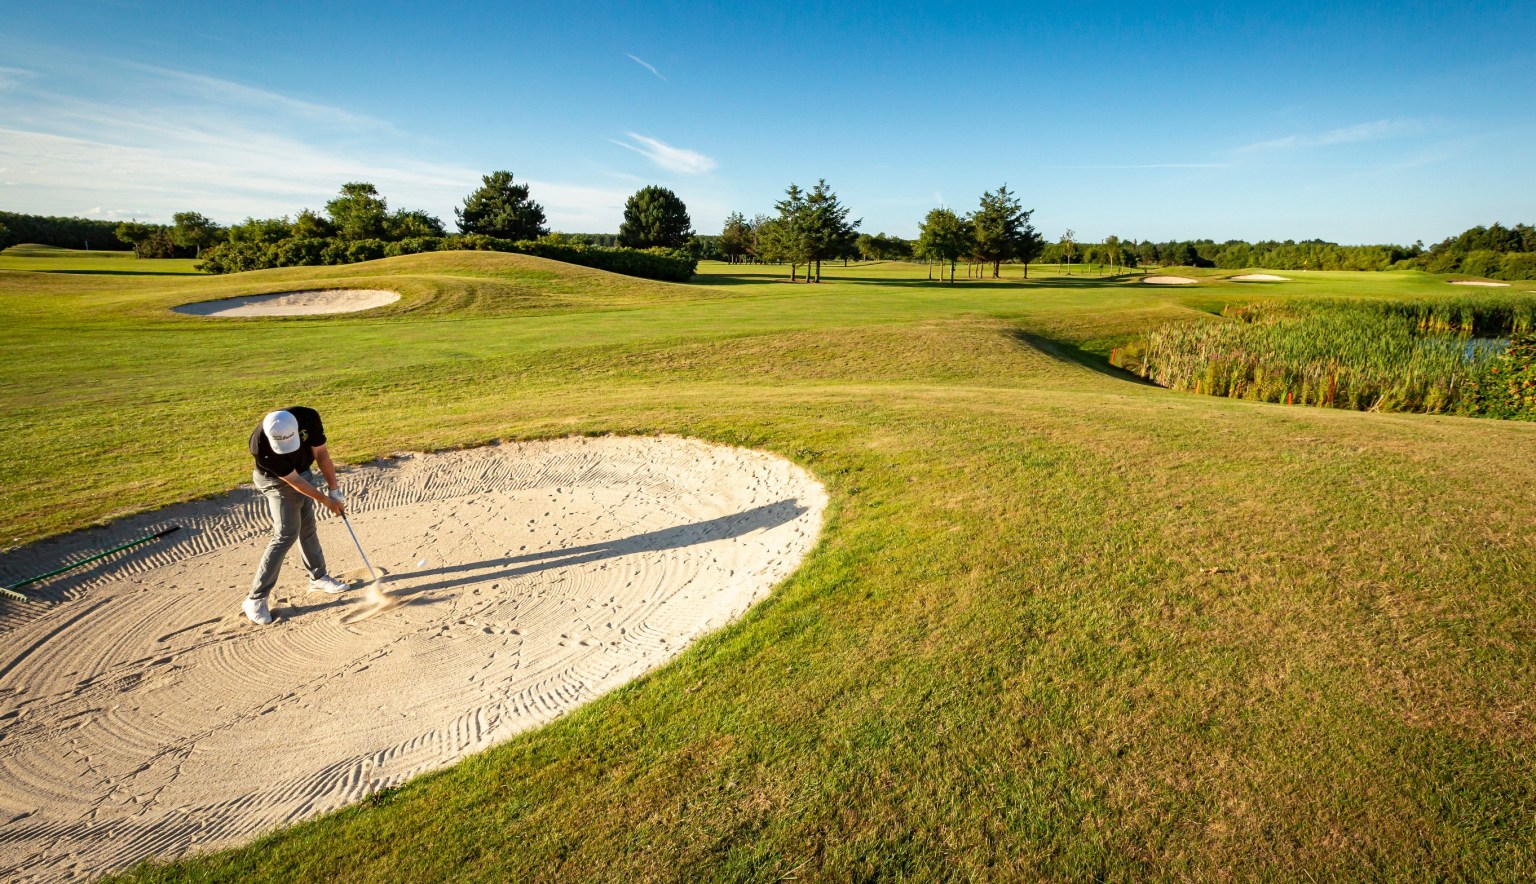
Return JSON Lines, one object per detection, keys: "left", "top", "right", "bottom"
{"left": 1229, "top": 273, "right": 1289, "bottom": 282}
{"left": 0, "top": 436, "right": 825, "bottom": 882}
{"left": 173, "top": 289, "right": 400, "bottom": 317}
{"left": 1141, "top": 275, "right": 1199, "bottom": 285}
{"left": 1448, "top": 280, "right": 1510, "bottom": 287}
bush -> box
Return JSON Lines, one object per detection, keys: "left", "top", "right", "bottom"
{"left": 1498, "top": 252, "right": 1536, "bottom": 281}
{"left": 383, "top": 237, "right": 444, "bottom": 257}
{"left": 344, "top": 239, "right": 386, "bottom": 263}
{"left": 197, "top": 233, "right": 697, "bottom": 282}
{"left": 1461, "top": 334, "right": 1536, "bottom": 420}
{"left": 1459, "top": 250, "right": 1504, "bottom": 279}
{"left": 441, "top": 236, "right": 696, "bottom": 282}
{"left": 274, "top": 238, "right": 327, "bottom": 267}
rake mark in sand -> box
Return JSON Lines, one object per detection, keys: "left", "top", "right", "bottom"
{"left": 0, "top": 435, "right": 825, "bottom": 882}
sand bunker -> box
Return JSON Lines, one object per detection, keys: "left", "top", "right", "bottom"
{"left": 0, "top": 436, "right": 825, "bottom": 882}
{"left": 1448, "top": 280, "right": 1510, "bottom": 287}
{"left": 173, "top": 289, "right": 400, "bottom": 317}
{"left": 1230, "top": 273, "right": 1289, "bottom": 282}
{"left": 1141, "top": 275, "right": 1198, "bottom": 285}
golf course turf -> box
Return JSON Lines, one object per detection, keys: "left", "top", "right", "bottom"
{"left": 2, "top": 250, "right": 1533, "bottom": 881}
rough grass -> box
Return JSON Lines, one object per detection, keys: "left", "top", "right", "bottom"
{"left": 1, "top": 254, "right": 1532, "bottom": 881}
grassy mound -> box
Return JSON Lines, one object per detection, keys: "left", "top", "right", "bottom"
{"left": 1, "top": 258, "right": 1532, "bottom": 881}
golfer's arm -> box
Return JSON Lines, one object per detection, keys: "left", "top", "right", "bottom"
{"left": 278, "top": 471, "right": 332, "bottom": 506}
{"left": 312, "top": 444, "right": 340, "bottom": 491}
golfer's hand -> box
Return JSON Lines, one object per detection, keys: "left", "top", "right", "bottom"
{"left": 321, "top": 495, "right": 345, "bottom": 517}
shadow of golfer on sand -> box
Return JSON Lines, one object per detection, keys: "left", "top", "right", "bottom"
{"left": 389, "top": 499, "right": 810, "bottom": 598}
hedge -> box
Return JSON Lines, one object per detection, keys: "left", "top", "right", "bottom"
{"left": 196, "top": 235, "right": 695, "bottom": 282}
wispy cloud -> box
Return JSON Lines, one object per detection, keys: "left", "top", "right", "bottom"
{"left": 1237, "top": 118, "right": 1427, "bottom": 152}
{"left": 0, "top": 59, "right": 630, "bottom": 228}
{"left": 625, "top": 54, "right": 667, "bottom": 82}
{"left": 1048, "top": 162, "right": 1232, "bottom": 169}
{"left": 0, "top": 66, "right": 34, "bottom": 91}
{"left": 125, "top": 62, "right": 393, "bottom": 132}
{"left": 610, "top": 132, "right": 716, "bottom": 175}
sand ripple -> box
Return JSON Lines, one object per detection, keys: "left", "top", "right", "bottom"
{"left": 0, "top": 436, "right": 825, "bottom": 882}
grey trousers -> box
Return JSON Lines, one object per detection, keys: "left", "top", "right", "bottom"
{"left": 250, "top": 469, "right": 327, "bottom": 600}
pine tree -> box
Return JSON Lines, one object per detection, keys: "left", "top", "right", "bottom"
{"left": 618, "top": 186, "right": 693, "bottom": 249}
{"left": 773, "top": 183, "right": 809, "bottom": 281}
{"left": 798, "top": 179, "right": 860, "bottom": 282}
{"left": 456, "top": 171, "right": 547, "bottom": 240}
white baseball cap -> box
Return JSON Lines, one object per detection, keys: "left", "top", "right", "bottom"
{"left": 262, "top": 410, "right": 301, "bottom": 454}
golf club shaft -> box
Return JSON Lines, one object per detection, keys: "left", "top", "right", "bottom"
{"left": 340, "top": 514, "right": 378, "bottom": 581}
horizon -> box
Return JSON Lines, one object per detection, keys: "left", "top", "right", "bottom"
{"left": 2, "top": 1, "right": 1533, "bottom": 246}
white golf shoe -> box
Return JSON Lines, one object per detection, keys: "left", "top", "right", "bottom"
{"left": 242, "top": 597, "right": 273, "bottom": 625}
{"left": 309, "top": 575, "right": 348, "bottom": 594}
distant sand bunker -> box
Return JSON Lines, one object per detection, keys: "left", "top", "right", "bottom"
{"left": 1230, "top": 273, "right": 1289, "bottom": 282}
{"left": 1449, "top": 280, "right": 1510, "bottom": 287}
{"left": 0, "top": 436, "right": 825, "bottom": 882}
{"left": 173, "top": 288, "right": 400, "bottom": 317}
{"left": 1141, "top": 275, "right": 1198, "bottom": 285}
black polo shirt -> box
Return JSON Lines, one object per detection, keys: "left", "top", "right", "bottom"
{"left": 250, "top": 406, "right": 327, "bottom": 478}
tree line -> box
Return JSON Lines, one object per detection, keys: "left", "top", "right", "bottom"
{"left": 0, "top": 212, "right": 125, "bottom": 251}
{"left": 183, "top": 176, "right": 701, "bottom": 281}
{"left": 7, "top": 180, "right": 1533, "bottom": 283}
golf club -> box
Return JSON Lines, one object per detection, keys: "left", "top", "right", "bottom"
{"left": 340, "top": 513, "right": 378, "bottom": 582}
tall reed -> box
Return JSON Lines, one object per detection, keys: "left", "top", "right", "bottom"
{"left": 1131, "top": 299, "right": 1535, "bottom": 413}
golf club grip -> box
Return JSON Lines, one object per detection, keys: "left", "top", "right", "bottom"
{"left": 151, "top": 526, "right": 183, "bottom": 539}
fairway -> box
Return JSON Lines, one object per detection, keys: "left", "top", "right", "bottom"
{"left": 2, "top": 252, "right": 1534, "bottom": 881}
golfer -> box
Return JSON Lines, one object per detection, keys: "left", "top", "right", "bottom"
{"left": 245, "top": 407, "right": 348, "bottom": 624}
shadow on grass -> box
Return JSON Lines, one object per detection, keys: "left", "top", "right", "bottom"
{"left": 696, "top": 269, "right": 1146, "bottom": 291}
{"left": 1012, "top": 329, "right": 1159, "bottom": 387}
{"left": 39, "top": 269, "right": 200, "bottom": 277}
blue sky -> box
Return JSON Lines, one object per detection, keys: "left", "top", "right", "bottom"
{"left": 2, "top": 1, "right": 1532, "bottom": 244}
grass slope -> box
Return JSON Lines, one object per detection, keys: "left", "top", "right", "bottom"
{"left": 1, "top": 254, "right": 1531, "bottom": 881}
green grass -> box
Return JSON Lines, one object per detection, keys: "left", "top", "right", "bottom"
{"left": 0, "top": 243, "right": 203, "bottom": 274}
{"left": 3, "top": 253, "right": 1533, "bottom": 881}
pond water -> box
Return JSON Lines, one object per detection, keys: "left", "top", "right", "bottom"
{"left": 1460, "top": 337, "right": 1509, "bottom": 359}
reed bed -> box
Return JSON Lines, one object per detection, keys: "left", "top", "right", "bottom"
{"left": 1118, "top": 299, "right": 1536, "bottom": 414}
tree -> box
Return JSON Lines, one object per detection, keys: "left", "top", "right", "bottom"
{"left": 115, "top": 221, "right": 159, "bottom": 258}
{"left": 753, "top": 215, "right": 793, "bottom": 268}
{"left": 858, "top": 232, "right": 914, "bottom": 261}
{"left": 796, "top": 179, "right": 860, "bottom": 282}
{"left": 1059, "top": 229, "right": 1077, "bottom": 271}
{"left": 456, "top": 171, "right": 547, "bottom": 240}
{"left": 917, "top": 208, "right": 974, "bottom": 283}
{"left": 291, "top": 209, "right": 335, "bottom": 239}
{"left": 0, "top": 220, "right": 12, "bottom": 251}
{"left": 386, "top": 209, "right": 446, "bottom": 240}
{"left": 968, "top": 184, "right": 1042, "bottom": 278}
{"left": 772, "top": 184, "right": 810, "bottom": 281}
{"left": 169, "top": 212, "right": 222, "bottom": 257}
{"left": 1103, "top": 235, "right": 1122, "bottom": 274}
{"left": 718, "top": 212, "right": 752, "bottom": 264}
{"left": 747, "top": 213, "right": 777, "bottom": 264}
{"left": 227, "top": 216, "right": 293, "bottom": 244}
{"left": 326, "top": 182, "right": 388, "bottom": 240}
{"left": 618, "top": 186, "right": 693, "bottom": 250}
